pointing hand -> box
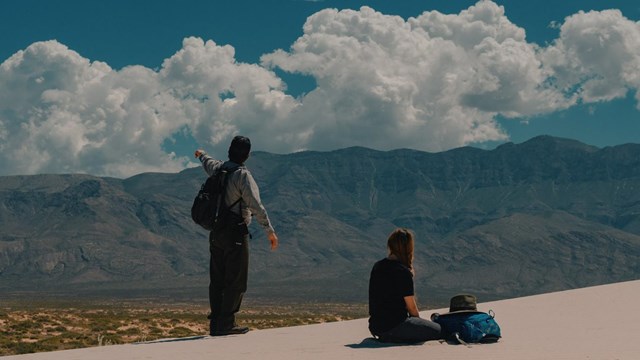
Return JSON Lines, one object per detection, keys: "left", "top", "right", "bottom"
{"left": 268, "top": 232, "right": 279, "bottom": 251}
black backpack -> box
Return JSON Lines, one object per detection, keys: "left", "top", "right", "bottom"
{"left": 191, "top": 166, "right": 241, "bottom": 231}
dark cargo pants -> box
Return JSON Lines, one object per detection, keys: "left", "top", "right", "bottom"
{"left": 376, "top": 317, "right": 442, "bottom": 344}
{"left": 209, "top": 224, "right": 249, "bottom": 333}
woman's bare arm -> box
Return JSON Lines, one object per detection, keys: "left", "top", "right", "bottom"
{"left": 404, "top": 295, "right": 420, "bottom": 317}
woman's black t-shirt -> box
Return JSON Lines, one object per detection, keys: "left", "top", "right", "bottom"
{"left": 368, "top": 257, "right": 414, "bottom": 335}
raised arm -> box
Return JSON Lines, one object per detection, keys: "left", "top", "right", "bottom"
{"left": 194, "top": 149, "right": 222, "bottom": 177}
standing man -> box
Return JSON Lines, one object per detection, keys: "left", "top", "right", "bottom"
{"left": 195, "top": 135, "right": 278, "bottom": 336}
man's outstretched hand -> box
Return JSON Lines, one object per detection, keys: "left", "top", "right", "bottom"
{"left": 194, "top": 149, "right": 205, "bottom": 158}
{"left": 268, "top": 232, "right": 279, "bottom": 251}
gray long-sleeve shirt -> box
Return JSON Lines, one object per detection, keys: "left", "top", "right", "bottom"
{"left": 198, "top": 153, "right": 275, "bottom": 234}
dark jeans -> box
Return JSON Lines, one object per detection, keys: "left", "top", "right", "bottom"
{"left": 209, "top": 224, "right": 249, "bottom": 332}
{"left": 376, "top": 317, "right": 442, "bottom": 344}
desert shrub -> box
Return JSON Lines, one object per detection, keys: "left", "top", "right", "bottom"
{"left": 11, "top": 343, "right": 34, "bottom": 355}
{"left": 65, "top": 340, "right": 88, "bottom": 348}
{"left": 33, "top": 315, "right": 51, "bottom": 323}
{"left": 62, "top": 331, "right": 90, "bottom": 342}
{"left": 118, "top": 327, "right": 141, "bottom": 336}
{"left": 103, "top": 334, "right": 122, "bottom": 345}
{"left": 168, "top": 327, "right": 195, "bottom": 337}
{"left": 11, "top": 320, "right": 41, "bottom": 331}
{"left": 89, "top": 318, "right": 118, "bottom": 332}
{"left": 35, "top": 337, "right": 66, "bottom": 352}
{"left": 0, "top": 300, "right": 367, "bottom": 356}
{"left": 11, "top": 342, "right": 39, "bottom": 355}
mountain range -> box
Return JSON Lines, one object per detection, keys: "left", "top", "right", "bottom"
{"left": 1, "top": 135, "right": 639, "bottom": 306}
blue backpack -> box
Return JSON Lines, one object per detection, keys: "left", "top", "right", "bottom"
{"left": 432, "top": 311, "right": 501, "bottom": 345}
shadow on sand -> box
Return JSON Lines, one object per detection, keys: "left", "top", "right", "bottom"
{"left": 135, "top": 335, "right": 209, "bottom": 345}
{"left": 345, "top": 337, "right": 425, "bottom": 349}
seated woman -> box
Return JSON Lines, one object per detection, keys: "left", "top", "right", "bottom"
{"left": 368, "top": 228, "right": 442, "bottom": 343}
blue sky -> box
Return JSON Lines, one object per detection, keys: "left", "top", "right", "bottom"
{"left": 1, "top": 0, "right": 639, "bottom": 177}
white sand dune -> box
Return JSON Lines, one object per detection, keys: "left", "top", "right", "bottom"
{"left": 6, "top": 280, "right": 640, "bottom": 360}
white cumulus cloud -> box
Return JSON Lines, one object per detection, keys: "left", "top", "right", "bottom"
{"left": 0, "top": 38, "right": 298, "bottom": 177}
{"left": 262, "top": 1, "right": 572, "bottom": 152}
{"left": 0, "top": 1, "right": 639, "bottom": 177}
{"left": 540, "top": 9, "right": 640, "bottom": 105}
{"left": 0, "top": 41, "right": 189, "bottom": 176}
{"left": 159, "top": 37, "right": 299, "bottom": 153}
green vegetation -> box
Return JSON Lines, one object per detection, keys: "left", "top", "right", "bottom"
{"left": 0, "top": 300, "right": 367, "bottom": 356}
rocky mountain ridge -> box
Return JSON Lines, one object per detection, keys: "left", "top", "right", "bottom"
{"left": 1, "top": 135, "right": 639, "bottom": 305}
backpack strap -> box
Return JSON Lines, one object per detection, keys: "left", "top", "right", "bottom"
{"left": 453, "top": 333, "right": 472, "bottom": 348}
{"left": 216, "top": 165, "right": 243, "bottom": 218}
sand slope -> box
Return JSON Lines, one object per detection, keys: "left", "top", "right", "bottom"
{"left": 6, "top": 280, "right": 640, "bottom": 360}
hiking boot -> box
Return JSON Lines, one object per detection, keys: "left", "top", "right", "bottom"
{"left": 213, "top": 326, "right": 249, "bottom": 336}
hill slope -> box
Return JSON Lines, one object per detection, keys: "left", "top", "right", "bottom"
{"left": 1, "top": 135, "right": 639, "bottom": 304}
